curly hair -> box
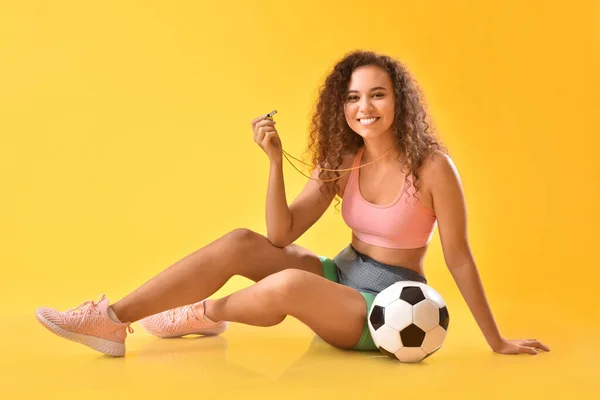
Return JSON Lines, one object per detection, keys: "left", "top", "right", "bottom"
{"left": 303, "top": 50, "right": 448, "bottom": 211}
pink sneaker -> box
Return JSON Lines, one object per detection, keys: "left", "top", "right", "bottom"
{"left": 35, "top": 294, "right": 134, "bottom": 357}
{"left": 139, "top": 300, "right": 228, "bottom": 338}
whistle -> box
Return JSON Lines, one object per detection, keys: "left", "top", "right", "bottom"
{"left": 264, "top": 110, "right": 277, "bottom": 120}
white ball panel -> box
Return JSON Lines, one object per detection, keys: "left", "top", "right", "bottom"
{"left": 372, "top": 284, "right": 404, "bottom": 308}
{"left": 413, "top": 299, "right": 440, "bottom": 332}
{"left": 421, "top": 325, "right": 447, "bottom": 353}
{"left": 371, "top": 324, "right": 403, "bottom": 353}
{"left": 422, "top": 285, "right": 446, "bottom": 308}
{"left": 384, "top": 300, "right": 413, "bottom": 331}
{"left": 394, "top": 346, "right": 427, "bottom": 363}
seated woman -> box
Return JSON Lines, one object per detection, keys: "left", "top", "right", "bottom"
{"left": 35, "top": 50, "right": 549, "bottom": 357}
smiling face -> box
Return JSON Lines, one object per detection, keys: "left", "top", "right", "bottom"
{"left": 343, "top": 65, "right": 396, "bottom": 140}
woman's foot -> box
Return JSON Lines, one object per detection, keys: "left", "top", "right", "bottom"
{"left": 35, "top": 294, "right": 134, "bottom": 357}
{"left": 139, "top": 300, "right": 229, "bottom": 338}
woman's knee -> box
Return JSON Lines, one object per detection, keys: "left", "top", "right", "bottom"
{"left": 223, "top": 228, "right": 263, "bottom": 252}
{"left": 217, "top": 228, "right": 272, "bottom": 272}
{"left": 262, "top": 269, "right": 310, "bottom": 303}
{"left": 226, "top": 227, "right": 256, "bottom": 242}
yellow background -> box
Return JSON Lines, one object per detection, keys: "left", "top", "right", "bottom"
{"left": 1, "top": 0, "right": 598, "bottom": 398}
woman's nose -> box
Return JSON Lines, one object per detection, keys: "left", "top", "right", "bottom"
{"left": 359, "top": 100, "right": 374, "bottom": 113}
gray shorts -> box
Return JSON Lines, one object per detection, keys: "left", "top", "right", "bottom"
{"left": 331, "top": 243, "right": 427, "bottom": 294}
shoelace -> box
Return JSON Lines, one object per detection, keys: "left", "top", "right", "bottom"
{"left": 65, "top": 293, "right": 134, "bottom": 333}
{"left": 166, "top": 304, "right": 201, "bottom": 324}
{"left": 65, "top": 294, "right": 106, "bottom": 318}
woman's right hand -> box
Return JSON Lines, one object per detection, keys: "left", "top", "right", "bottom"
{"left": 251, "top": 113, "right": 283, "bottom": 163}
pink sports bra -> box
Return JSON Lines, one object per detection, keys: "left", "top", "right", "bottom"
{"left": 341, "top": 146, "right": 437, "bottom": 249}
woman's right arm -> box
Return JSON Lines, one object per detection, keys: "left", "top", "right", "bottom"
{"left": 252, "top": 113, "right": 339, "bottom": 248}
{"left": 252, "top": 113, "right": 290, "bottom": 245}
{"left": 265, "top": 159, "right": 293, "bottom": 246}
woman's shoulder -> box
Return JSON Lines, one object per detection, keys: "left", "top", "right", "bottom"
{"left": 417, "top": 150, "right": 455, "bottom": 192}
{"left": 418, "top": 150, "right": 451, "bottom": 173}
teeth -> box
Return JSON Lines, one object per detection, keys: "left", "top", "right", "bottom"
{"left": 359, "top": 117, "right": 379, "bottom": 126}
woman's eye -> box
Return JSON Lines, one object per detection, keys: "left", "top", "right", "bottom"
{"left": 347, "top": 93, "right": 384, "bottom": 101}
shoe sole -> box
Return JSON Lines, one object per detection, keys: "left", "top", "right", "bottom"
{"left": 141, "top": 321, "right": 229, "bottom": 338}
{"left": 35, "top": 311, "right": 126, "bottom": 357}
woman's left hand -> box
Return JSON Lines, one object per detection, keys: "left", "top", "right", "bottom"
{"left": 491, "top": 338, "right": 551, "bottom": 355}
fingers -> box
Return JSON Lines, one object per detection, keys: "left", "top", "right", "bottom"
{"left": 251, "top": 113, "right": 274, "bottom": 129}
{"left": 254, "top": 123, "right": 277, "bottom": 143}
{"left": 496, "top": 338, "right": 550, "bottom": 356}
{"left": 251, "top": 113, "right": 270, "bottom": 128}
{"left": 519, "top": 338, "right": 550, "bottom": 355}
{"left": 254, "top": 121, "right": 277, "bottom": 144}
{"left": 521, "top": 346, "right": 538, "bottom": 355}
{"left": 524, "top": 340, "right": 551, "bottom": 352}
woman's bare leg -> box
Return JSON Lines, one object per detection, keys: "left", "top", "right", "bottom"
{"left": 109, "top": 228, "right": 323, "bottom": 323}
{"left": 203, "top": 269, "right": 367, "bottom": 350}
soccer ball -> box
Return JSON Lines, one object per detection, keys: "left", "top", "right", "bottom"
{"left": 368, "top": 281, "right": 450, "bottom": 362}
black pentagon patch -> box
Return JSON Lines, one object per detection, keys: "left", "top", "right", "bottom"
{"left": 399, "top": 286, "right": 426, "bottom": 305}
{"left": 369, "top": 305, "right": 385, "bottom": 330}
{"left": 399, "top": 323, "right": 426, "bottom": 347}
{"left": 422, "top": 346, "right": 440, "bottom": 361}
{"left": 439, "top": 306, "right": 450, "bottom": 330}
{"left": 378, "top": 346, "right": 397, "bottom": 360}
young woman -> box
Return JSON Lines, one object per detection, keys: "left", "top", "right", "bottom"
{"left": 35, "top": 50, "right": 550, "bottom": 357}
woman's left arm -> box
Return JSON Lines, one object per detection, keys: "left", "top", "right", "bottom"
{"left": 427, "top": 152, "right": 550, "bottom": 355}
